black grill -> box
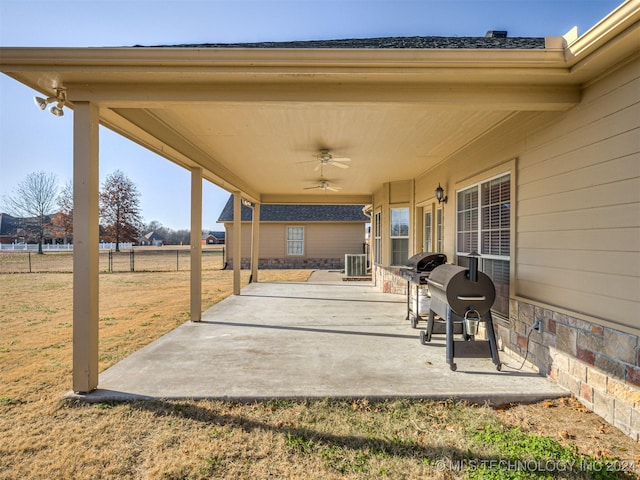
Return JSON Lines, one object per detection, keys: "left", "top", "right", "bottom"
{"left": 398, "top": 252, "right": 447, "bottom": 327}
{"left": 424, "top": 253, "right": 502, "bottom": 372}
{"left": 401, "top": 252, "right": 448, "bottom": 285}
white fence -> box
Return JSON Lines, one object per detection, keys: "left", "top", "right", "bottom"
{"left": 0, "top": 242, "right": 133, "bottom": 251}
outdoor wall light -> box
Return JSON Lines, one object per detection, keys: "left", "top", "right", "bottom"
{"left": 435, "top": 183, "right": 448, "bottom": 204}
{"left": 34, "top": 88, "right": 66, "bottom": 117}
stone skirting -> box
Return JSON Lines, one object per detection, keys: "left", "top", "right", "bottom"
{"left": 373, "top": 264, "right": 409, "bottom": 294}
{"left": 227, "top": 257, "right": 344, "bottom": 270}
{"left": 498, "top": 299, "right": 640, "bottom": 440}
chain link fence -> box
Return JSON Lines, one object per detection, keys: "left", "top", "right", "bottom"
{"left": 0, "top": 247, "right": 224, "bottom": 274}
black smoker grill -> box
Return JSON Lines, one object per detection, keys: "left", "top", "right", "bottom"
{"left": 398, "top": 252, "right": 447, "bottom": 327}
{"left": 425, "top": 254, "right": 501, "bottom": 371}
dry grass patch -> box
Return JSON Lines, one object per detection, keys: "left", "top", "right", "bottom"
{"left": 1, "top": 269, "right": 639, "bottom": 479}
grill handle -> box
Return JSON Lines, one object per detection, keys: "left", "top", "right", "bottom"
{"left": 456, "top": 295, "right": 487, "bottom": 301}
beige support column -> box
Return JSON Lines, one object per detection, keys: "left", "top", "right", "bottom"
{"left": 233, "top": 192, "right": 242, "bottom": 295}
{"left": 250, "top": 203, "right": 260, "bottom": 283}
{"left": 72, "top": 102, "right": 100, "bottom": 393}
{"left": 190, "top": 167, "right": 202, "bottom": 322}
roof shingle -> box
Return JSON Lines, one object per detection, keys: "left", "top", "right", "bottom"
{"left": 137, "top": 36, "right": 545, "bottom": 50}
{"left": 217, "top": 196, "right": 369, "bottom": 223}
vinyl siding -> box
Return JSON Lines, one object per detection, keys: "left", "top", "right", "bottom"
{"left": 516, "top": 57, "right": 640, "bottom": 330}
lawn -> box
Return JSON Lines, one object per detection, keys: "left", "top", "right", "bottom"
{"left": 0, "top": 267, "right": 638, "bottom": 479}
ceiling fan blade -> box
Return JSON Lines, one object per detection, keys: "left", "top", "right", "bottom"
{"left": 331, "top": 157, "right": 351, "bottom": 162}
{"left": 327, "top": 186, "right": 342, "bottom": 191}
{"left": 304, "top": 185, "right": 321, "bottom": 190}
{"left": 332, "top": 162, "right": 349, "bottom": 169}
{"left": 314, "top": 163, "right": 322, "bottom": 171}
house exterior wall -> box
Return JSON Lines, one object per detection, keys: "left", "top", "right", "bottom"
{"left": 373, "top": 57, "right": 640, "bottom": 438}
{"left": 224, "top": 221, "right": 366, "bottom": 269}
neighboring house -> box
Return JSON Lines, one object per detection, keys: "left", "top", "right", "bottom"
{"left": 217, "top": 196, "right": 368, "bottom": 269}
{"left": 0, "top": 212, "right": 63, "bottom": 245}
{"left": 139, "top": 231, "right": 165, "bottom": 246}
{"left": 6, "top": 2, "right": 639, "bottom": 437}
{"left": 0, "top": 213, "right": 22, "bottom": 244}
{"left": 202, "top": 231, "right": 225, "bottom": 245}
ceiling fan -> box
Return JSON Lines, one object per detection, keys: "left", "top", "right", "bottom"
{"left": 310, "top": 149, "right": 351, "bottom": 171}
{"left": 304, "top": 180, "right": 342, "bottom": 192}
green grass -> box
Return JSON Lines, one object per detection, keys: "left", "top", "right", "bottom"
{"left": 467, "top": 425, "right": 636, "bottom": 480}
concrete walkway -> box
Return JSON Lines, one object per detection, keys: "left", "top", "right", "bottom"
{"left": 77, "top": 271, "right": 568, "bottom": 404}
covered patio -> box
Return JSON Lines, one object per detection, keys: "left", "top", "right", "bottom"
{"left": 74, "top": 271, "right": 567, "bottom": 403}
{"left": 2, "top": 3, "right": 637, "bottom": 430}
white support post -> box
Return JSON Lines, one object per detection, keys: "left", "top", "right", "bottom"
{"left": 190, "top": 167, "right": 202, "bottom": 322}
{"left": 250, "top": 202, "right": 260, "bottom": 283}
{"left": 72, "top": 102, "right": 100, "bottom": 393}
{"left": 233, "top": 192, "right": 242, "bottom": 295}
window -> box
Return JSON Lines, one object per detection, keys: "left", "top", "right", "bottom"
{"left": 390, "top": 207, "right": 409, "bottom": 265}
{"left": 286, "top": 226, "right": 304, "bottom": 256}
{"left": 424, "top": 210, "right": 433, "bottom": 252}
{"left": 456, "top": 173, "right": 510, "bottom": 316}
{"left": 436, "top": 207, "right": 443, "bottom": 253}
{"left": 374, "top": 211, "right": 381, "bottom": 264}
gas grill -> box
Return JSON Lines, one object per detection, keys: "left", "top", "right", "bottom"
{"left": 425, "top": 253, "right": 501, "bottom": 371}
{"left": 398, "top": 252, "right": 447, "bottom": 327}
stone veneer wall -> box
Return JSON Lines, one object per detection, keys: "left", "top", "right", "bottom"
{"left": 227, "top": 257, "right": 344, "bottom": 269}
{"left": 498, "top": 299, "right": 640, "bottom": 440}
{"left": 373, "top": 264, "right": 640, "bottom": 439}
{"left": 374, "top": 265, "right": 409, "bottom": 294}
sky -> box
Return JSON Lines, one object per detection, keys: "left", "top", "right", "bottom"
{"left": 0, "top": 0, "right": 623, "bottom": 231}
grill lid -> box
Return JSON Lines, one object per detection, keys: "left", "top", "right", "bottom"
{"left": 406, "top": 252, "right": 447, "bottom": 272}
{"left": 427, "top": 264, "right": 496, "bottom": 316}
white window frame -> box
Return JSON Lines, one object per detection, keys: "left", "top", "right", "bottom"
{"left": 455, "top": 172, "right": 510, "bottom": 261}
{"left": 424, "top": 209, "right": 433, "bottom": 253}
{"left": 390, "top": 207, "right": 409, "bottom": 266}
{"left": 436, "top": 207, "right": 443, "bottom": 254}
{"left": 373, "top": 210, "right": 381, "bottom": 265}
{"left": 286, "top": 226, "right": 304, "bottom": 256}
{"left": 456, "top": 172, "right": 511, "bottom": 317}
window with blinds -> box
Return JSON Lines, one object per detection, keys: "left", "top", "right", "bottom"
{"left": 374, "top": 211, "right": 381, "bottom": 264}
{"left": 456, "top": 173, "right": 510, "bottom": 316}
{"left": 286, "top": 226, "right": 304, "bottom": 256}
{"left": 390, "top": 207, "right": 409, "bottom": 265}
{"left": 424, "top": 210, "right": 433, "bottom": 253}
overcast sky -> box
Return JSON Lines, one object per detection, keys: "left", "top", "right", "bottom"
{"left": 0, "top": 0, "right": 622, "bottom": 230}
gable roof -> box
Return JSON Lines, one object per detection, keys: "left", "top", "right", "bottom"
{"left": 217, "top": 196, "right": 369, "bottom": 223}
{"left": 142, "top": 231, "right": 165, "bottom": 241}
{"left": 203, "top": 231, "right": 225, "bottom": 240}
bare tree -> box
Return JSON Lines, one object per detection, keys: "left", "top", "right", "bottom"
{"left": 3, "top": 171, "right": 58, "bottom": 254}
{"left": 99, "top": 170, "right": 143, "bottom": 252}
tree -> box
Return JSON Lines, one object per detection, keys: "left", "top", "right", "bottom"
{"left": 99, "top": 170, "right": 143, "bottom": 252}
{"left": 49, "top": 180, "right": 73, "bottom": 243}
{"left": 3, "top": 171, "right": 58, "bottom": 254}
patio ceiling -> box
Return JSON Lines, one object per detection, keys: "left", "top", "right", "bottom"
{"left": 1, "top": 4, "right": 637, "bottom": 204}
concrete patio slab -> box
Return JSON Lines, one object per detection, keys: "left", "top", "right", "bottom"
{"left": 73, "top": 271, "right": 568, "bottom": 404}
